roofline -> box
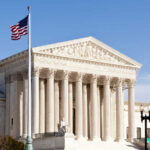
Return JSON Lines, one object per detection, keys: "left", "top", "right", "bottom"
{"left": 32, "top": 36, "right": 142, "bottom": 69}
{"left": 0, "top": 50, "right": 28, "bottom": 66}
{"left": 89, "top": 37, "right": 142, "bottom": 69}
{"left": 0, "top": 36, "right": 142, "bottom": 69}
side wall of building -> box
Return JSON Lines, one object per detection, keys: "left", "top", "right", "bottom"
{"left": 0, "top": 98, "right": 5, "bottom": 136}
{"left": 124, "top": 103, "right": 150, "bottom": 139}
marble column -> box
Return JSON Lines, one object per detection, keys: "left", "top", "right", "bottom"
{"left": 91, "top": 75, "right": 99, "bottom": 140}
{"left": 75, "top": 73, "right": 83, "bottom": 139}
{"left": 103, "top": 76, "right": 111, "bottom": 141}
{"left": 128, "top": 80, "right": 136, "bottom": 142}
{"left": 5, "top": 75, "right": 10, "bottom": 136}
{"left": 46, "top": 70, "right": 54, "bottom": 133}
{"left": 100, "top": 87, "right": 104, "bottom": 140}
{"left": 19, "top": 91, "right": 23, "bottom": 137}
{"left": 15, "top": 76, "right": 23, "bottom": 138}
{"left": 116, "top": 79, "right": 124, "bottom": 141}
{"left": 54, "top": 81, "right": 59, "bottom": 132}
{"left": 82, "top": 84, "right": 88, "bottom": 139}
{"left": 97, "top": 85, "right": 101, "bottom": 140}
{"left": 61, "top": 71, "right": 69, "bottom": 124}
{"left": 9, "top": 75, "right": 15, "bottom": 137}
{"left": 39, "top": 79, "right": 45, "bottom": 133}
{"left": 69, "top": 83, "right": 73, "bottom": 134}
{"left": 32, "top": 69, "right": 39, "bottom": 137}
{"left": 23, "top": 73, "right": 28, "bottom": 138}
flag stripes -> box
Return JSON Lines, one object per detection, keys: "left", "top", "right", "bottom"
{"left": 10, "top": 16, "right": 28, "bottom": 40}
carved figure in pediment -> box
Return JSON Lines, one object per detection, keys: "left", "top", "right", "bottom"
{"left": 67, "top": 47, "right": 74, "bottom": 55}
{"left": 38, "top": 42, "right": 133, "bottom": 66}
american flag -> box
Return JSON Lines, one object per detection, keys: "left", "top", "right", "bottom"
{"left": 10, "top": 16, "right": 28, "bottom": 40}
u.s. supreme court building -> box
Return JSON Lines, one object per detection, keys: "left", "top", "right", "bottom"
{"left": 0, "top": 37, "right": 145, "bottom": 150}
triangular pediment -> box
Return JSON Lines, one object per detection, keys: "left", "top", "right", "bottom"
{"left": 33, "top": 37, "right": 142, "bottom": 69}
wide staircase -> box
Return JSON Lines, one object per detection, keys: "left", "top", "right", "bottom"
{"left": 65, "top": 139, "right": 141, "bottom": 150}
{"left": 33, "top": 136, "right": 143, "bottom": 150}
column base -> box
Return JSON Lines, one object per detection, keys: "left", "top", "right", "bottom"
{"left": 83, "top": 136, "right": 88, "bottom": 140}
{"left": 92, "top": 136, "right": 101, "bottom": 142}
{"left": 32, "top": 133, "right": 36, "bottom": 139}
{"left": 23, "top": 133, "right": 27, "bottom": 138}
{"left": 115, "top": 138, "right": 124, "bottom": 142}
{"left": 65, "top": 132, "right": 74, "bottom": 138}
{"left": 103, "top": 136, "right": 112, "bottom": 142}
{"left": 25, "top": 136, "right": 33, "bottom": 150}
{"left": 76, "top": 136, "right": 86, "bottom": 141}
{"left": 127, "top": 138, "right": 134, "bottom": 143}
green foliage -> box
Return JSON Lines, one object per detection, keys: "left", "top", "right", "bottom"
{"left": 0, "top": 136, "right": 25, "bottom": 150}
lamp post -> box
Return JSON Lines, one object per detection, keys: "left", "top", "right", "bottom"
{"left": 140, "top": 104, "right": 150, "bottom": 150}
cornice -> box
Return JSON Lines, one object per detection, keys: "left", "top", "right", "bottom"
{"left": 0, "top": 37, "right": 142, "bottom": 72}
{"left": 0, "top": 50, "right": 28, "bottom": 67}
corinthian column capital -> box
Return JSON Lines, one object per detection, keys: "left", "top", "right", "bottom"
{"left": 10, "top": 74, "right": 18, "bottom": 82}
{"left": 5, "top": 75, "right": 10, "bottom": 84}
{"left": 116, "top": 78, "right": 123, "bottom": 87}
{"left": 103, "top": 76, "right": 110, "bottom": 85}
{"left": 47, "top": 69, "right": 55, "bottom": 78}
{"left": 22, "top": 71, "right": 28, "bottom": 79}
{"left": 91, "top": 74, "right": 97, "bottom": 83}
{"left": 76, "top": 72, "right": 83, "bottom": 82}
{"left": 128, "top": 79, "right": 136, "bottom": 88}
{"left": 62, "top": 70, "right": 69, "bottom": 80}
{"left": 32, "top": 67, "right": 39, "bottom": 77}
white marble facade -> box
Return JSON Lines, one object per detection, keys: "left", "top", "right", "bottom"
{"left": 0, "top": 37, "right": 142, "bottom": 144}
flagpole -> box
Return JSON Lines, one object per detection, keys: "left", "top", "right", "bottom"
{"left": 26, "top": 6, "right": 33, "bottom": 150}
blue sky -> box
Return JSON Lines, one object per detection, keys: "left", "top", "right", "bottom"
{"left": 0, "top": 0, "right": 150, "bottom": 102}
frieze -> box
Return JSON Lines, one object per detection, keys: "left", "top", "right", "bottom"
{"left": 34, "top": 55, "right": 136, "bottom": 80}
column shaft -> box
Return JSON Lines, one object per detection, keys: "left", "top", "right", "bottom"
{"left": 128, "top": 80, "right": 136, "bottom": 142}
{"left": 103, "top": 77, "right": 111, "bottom": 141}
{"left": 97, "top": 86, "right": 101, "bottom": 139}
{"left": 19, "top": 91, "right": 23, "bottom": 137}
{"left": 75, "top": 73, "right": 83, "bottom": 139}
{"left": 83, "top": 84, "right": 88, "bottom": 139}
{"left": 32, "top": 71, "right": 39, "bottom": 136}
{"left": 39, "top": 79, "right": 45, "bottom": 133}
{"left": 5, "top": 76, "right": 10, "bottom": 135}
{"left": 91, "top": 75, "right": 98, "bottom": 140}
{"left": 46, "top": 71, "right": 54, "bottom": 133}
{"left": 23, "top": 76, "right": 28, "bottom": 138}
{"left": 69, "top": 83, "right": 73, "bottom": 134}
{"left": 116, "top": 79, "right": 124, "bottom": 141}
{"left": 61, "top": 72, "right": 68, "bottom": 124}
{"left": 54, "top": 81, "right": 59, "bottom": 132}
